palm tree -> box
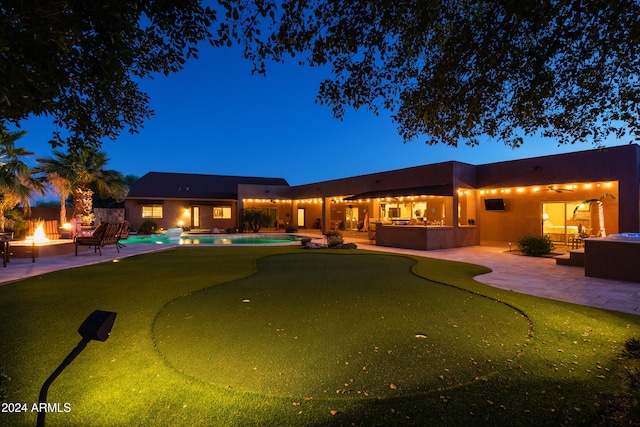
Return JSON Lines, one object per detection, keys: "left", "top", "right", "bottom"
{"left": 573, "top": 193, "right": 616, "bottom": 237}
{"left": 36, "top": 149, "right": 75, "bottom": 225}
{"left": 45, "top": 172, "right": 72, "bottom": 225}
{"left": 37, "top": 148, "right": 128, "bottom": 225}
{"left": 0, "top": 129, "right": 44, "bottom": 232}
{"left": 240, "top": 208, "right": 272, "bottom": 232}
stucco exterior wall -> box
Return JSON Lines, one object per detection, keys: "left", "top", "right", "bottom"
{"left": 124, "top": 199, "right": 237, "bottom": 231}
{"left": 477, "top": 183, "right": 619, "bottom": 245}
{"left": 291, "top": 161, "right": 458, "bottom": 199}
{"left": 476, "top": 145, "right": 639, "bottom": 234}
{"left": 295, "top": 200, "right": 323, "bottom": 229}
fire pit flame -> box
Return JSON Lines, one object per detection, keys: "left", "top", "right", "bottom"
{"left": 26, "top": 224, "right": 50, "bottom": 244}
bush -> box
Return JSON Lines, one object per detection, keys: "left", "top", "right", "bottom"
{"left": 325, "top": 230, "right": 344, "bottom": 247}
{"left": 517, "top": 234, "right": 555, "bottom": 257}
{"left": 284, "top": 223, "right": 298, "bottom": 233}
{"left": 622, "top": 337, "right": 640, "bottom": 359}
{"left": 224, "top": 227, "right": 238, "bottom": 234}
{"left": 241, "top": 209, "right": 271, "bottom": 232}
{"left": 138, "top": 219, "right": 159, "bottom": 235}
{"left": 2, "top": 210, "right": 28, "bottom": 238}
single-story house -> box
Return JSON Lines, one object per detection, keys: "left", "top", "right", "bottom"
{"left": 124, "top": 144, "right": 640, "bottom": 250}
{"left": 125, "top": 172, "right": 290, "bottom": 232}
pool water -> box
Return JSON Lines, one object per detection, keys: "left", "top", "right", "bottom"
{"left": 606, "top": 233, "right": 640, "bottom": 240}
{"left": 121, "top": 233, "right": 306, "bottom": 245}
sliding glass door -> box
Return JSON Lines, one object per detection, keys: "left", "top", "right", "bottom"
{"left": 542, "top": 202, "right": 589, "bottom": 243}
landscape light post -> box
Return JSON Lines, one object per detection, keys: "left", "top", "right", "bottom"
{"left": 36, "top": 310, "right": 117, "bottom": 427}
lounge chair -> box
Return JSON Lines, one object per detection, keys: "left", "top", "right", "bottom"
{"left": 117, "top": 221, "right": 130, "bottom": 248}
{"left": 74, "top": 222, "right": 121, "bottom": 255}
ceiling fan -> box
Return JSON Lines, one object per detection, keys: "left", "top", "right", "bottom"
{"left": 547, "top": 185, "right": 574, "bottom": 193}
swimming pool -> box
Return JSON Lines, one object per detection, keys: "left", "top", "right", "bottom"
{"left": 120, "top": 233, "right": 309, "bottom": 246}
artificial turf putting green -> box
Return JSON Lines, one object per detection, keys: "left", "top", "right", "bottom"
{"left": 154, "top": 253, "right": 531, "bottom": 398}
{"left": 1, "top": 246, "right": 639, "bottom": 426}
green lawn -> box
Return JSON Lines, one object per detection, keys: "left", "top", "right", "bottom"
{"left": 0, "top": 246, "right": 639, "bottom": 426}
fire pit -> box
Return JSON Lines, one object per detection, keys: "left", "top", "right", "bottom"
{"left": 10, "top": 239, "right": 80, "bottom": 259}
{"left": 10, "top": 223, "right": 85, "bottom": 260}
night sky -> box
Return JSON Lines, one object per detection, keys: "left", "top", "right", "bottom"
{"left": 15, "top": 43, "right": 628, "bottom": 193}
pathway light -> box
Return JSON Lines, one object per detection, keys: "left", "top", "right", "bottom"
{"left": 37, "top": 310, "right": 117, "bottom": 427}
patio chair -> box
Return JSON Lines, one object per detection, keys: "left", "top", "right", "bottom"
{"left": 1, "top": 233, "right": 11, "bottom": 267}
{"left": 74, "top": 222, "right": 121, "bottom": 255}
{"left": 117, "top": 221, "right": 130, "bottom": 248}
{"left": 368, "top": 223, "right": 377, "bottom": 242}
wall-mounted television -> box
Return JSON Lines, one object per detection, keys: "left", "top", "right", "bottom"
{"left": 484, "top": 198, "right": 505, "bottom": 211}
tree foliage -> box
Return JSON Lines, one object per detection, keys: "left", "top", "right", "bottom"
{"left": 4, "top": 1, "right": 640, "bottom": 150}
{"left": 0, "top": 129, "right": 43, "bottom": 231}
{"left": 240, "top": 208, "right": 271, "bottom": 232}
{"left": 1, "top": 0, "right": 216, "bottom": 149}
{"left": 214, "top": 0, "right": 640, "bottom": 148}
{"left": 36, "top": 149, "right": 128, "bottom": 224}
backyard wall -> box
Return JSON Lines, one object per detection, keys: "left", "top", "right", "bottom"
{"left": 94, "top": 208, "right": 125, "bottom": 224}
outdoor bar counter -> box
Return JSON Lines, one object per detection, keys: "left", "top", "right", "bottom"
{"left": 375, "top": 222, "right": 479, "bottom": 250}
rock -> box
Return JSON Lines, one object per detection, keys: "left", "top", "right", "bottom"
{"left": 303, "top": 241, "right": 328, "bottom": 249}
{"left": 331, "top": 243, "right": 358, "bottom": 249}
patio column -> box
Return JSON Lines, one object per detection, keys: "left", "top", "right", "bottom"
{"left": 322, "top": 197, "right": 331, "bottom": 234}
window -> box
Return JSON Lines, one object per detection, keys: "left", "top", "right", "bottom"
{"left": 142, "top": 205, "right": 163, "bottom": 218}
{"left": 213, "top": 206, "right": 232, "bottom": 219}
{"left": 192, "top": 206, "right": 200, "bottom": 228}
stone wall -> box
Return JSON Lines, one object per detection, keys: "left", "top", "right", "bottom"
{"left": 94, "top": 208, "right": 125, "bottom": 223}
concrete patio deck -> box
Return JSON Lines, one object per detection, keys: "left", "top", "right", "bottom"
{"left": 0, "top": 243, "right": 173, "bottom": 285}
{"left": 347, "top": 236, "right": 640, "bottom": 316}
{"left": 1, "top": 236, "right": 639, "bottom": 316}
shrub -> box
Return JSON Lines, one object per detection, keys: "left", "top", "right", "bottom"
{"left": 224, "top": 227, "right": 237, "bottom": 234}
{"left": 284, "top": 223, "right": 298, "bottom": 233}
{"left": 138, "top": 219, "right": 159, "bottom": 235}
{"left": 241, "top": 209, "right": 271, "bottom": 232}
{"left": 517, "top": 234, "right": 555, "bottom": 257}
{"left": 622, "top": 337, "right": 640, "bottom": 359}
{"left": 2, "top": 210, "right": 28, "bottom": 238}
{"left": 325, "top": 230, "right": 344, "bottom": 247}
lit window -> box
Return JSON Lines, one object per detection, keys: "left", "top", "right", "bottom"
{"left": 142, "top": 205, "right": 163, "bottom": 218}
{"left": 213, "top": 206, "right": 232, "bottom": 219}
